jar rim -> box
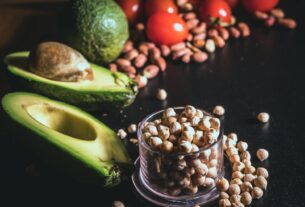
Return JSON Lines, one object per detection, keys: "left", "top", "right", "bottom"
{"left": 137, "top": 106, "right": 224, "bottom": 156}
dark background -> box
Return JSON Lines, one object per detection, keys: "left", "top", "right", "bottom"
{"left": 1, "top": 0, "right": 305, "bottom": 206}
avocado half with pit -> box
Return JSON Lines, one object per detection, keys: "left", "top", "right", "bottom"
{"left": 4, "top": 52, "right": 137, "bottom": 110}
{"left": 1, "top": 92, "right": 133, "bottom": 187}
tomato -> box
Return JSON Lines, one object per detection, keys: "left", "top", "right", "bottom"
{"left": 116, "top": 0, "right": 144, "bottom": 25}
{"left": 199, "top": 0, "right": 232, "bottom": 24}
{"left": 242, "top": 0, "right": 279, "bottom": 12}
{"left": 226, "top": 0, "right": 239, "bottom": 9}
{"left": 145, "top": 0, "right": 178, "bottom": 17}
{"left": 146, "top": 13, "right": 189, "bottom": 45}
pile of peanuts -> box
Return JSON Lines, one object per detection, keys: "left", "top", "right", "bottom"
{"left": 254, "top": 8, "right": 297, "bottom": 29}
{"left": 216, "top": 132, "right": 269, "bottom": 207}
{"left": 109, "top": 0, "right": 251, "bottom": 89}
{"left": 140, "top": 106, "right": 223, "bottom": 196}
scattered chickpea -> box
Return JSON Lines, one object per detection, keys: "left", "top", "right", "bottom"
{"left": 117, "top": 129, "right": 127, "bottom": 139}
{"left": 251, "top": 187, "right": 264, "bottom": 199}
{"left": 220, "top": 192, "right": 230, "bottom": 199}
{"left": 256, "top": 167, "right": 269, "bottom": 179}
{"left": 243, "top": 174, "right": 256, "bottom": 183}
{"left": 156, "top": 88, "right": 167, "bottom": 101}
{"left": 256, "top": 148, "right": 269, "bottom": 161}
{"left": 228, "top": 184, "right": 241, "bottom": 195}
{"left": 240, "top": 151, "right": 251, "bottom": 161}
{"left": 112, "top": 201, "right": 125, "bottom": 207}
{"left": 232, "top": 171, "right": 244, "bottom": 180}
{"left": 240, "top": 192, "right": 252, "bottom": 205}
{"left": 230, "top": 194, "right": 241, "bottom": 204}
{"left": 213, "top": 105, "right": 225, "bottom": 116}
{"left": 230, "top": 178, "right": 243, "bottom": 186}
{"left": 244, "top": 165, "right": 256, "bottom": 174}
{"left": 128, "top": 124, "right": 137, "bottom": 134}
{"left": 237, "top": 141, "right": 248, "bottom": 152}
{"left": 233, "top": 162, "right": 245, "bottom": 172}
{"left": 240, "top": 182, "right": 253, "bottom": 193}
{"left": 219, "top": 199, "right": 231, "bottom": 207}
{"left": 257, "top": 112, "right": 270, "bottom": 123}
{"left": 217, "top": 177, "right": 230, "bottom": 191}
{"left": 254, "top": 176, "right": 268, "bottom": 190}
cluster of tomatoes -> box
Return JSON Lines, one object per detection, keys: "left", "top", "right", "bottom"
{"left": 116, "top": 0, "right": 279, "bottom": 45}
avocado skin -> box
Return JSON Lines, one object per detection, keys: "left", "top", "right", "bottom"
{"left": 61, "top": 0, "right": 129, "bottom": 64}
{"left": 1, "top": 93, "right": 133, "bottom": 187}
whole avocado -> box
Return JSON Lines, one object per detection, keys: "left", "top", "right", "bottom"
{"left": 61, "top": 0, "right": 129, "bottom": 64}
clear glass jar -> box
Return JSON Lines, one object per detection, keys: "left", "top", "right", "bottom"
{"left": 132, "top": 107, "right": 224, "bottom": 206}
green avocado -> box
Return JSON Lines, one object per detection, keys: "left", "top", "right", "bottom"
{"left": 4, "top": 52, "right": 137, "bottom": 110}
{"left": 61, "top": 0, "right": 129, "bottom": 64}
{"left": 1, "top": 92, "right": 133, "bottom": 187}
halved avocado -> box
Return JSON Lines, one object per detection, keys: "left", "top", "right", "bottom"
{"left": 1, "top": 92, "right": 133, "bottom": 187}
{"left": 4, "top": 52, "right": 137, "bottom": 110}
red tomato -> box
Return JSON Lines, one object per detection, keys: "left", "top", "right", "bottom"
{"left": 242, "top": 0, "right": 279, "bottom": 12}
{"left": 116, "top": 0, "right": 144, "bottom": 25}
{"left": 146, "top": 13, "right": 189, "bottom": 45}
{"left": 199, "top": 0, "right": 232, "bottom": 24}
{"left": 226, "top": 0, "right": 239, "bottom": 9}
{"left": 145, "top": 0, "right": 178, "bottom": 17}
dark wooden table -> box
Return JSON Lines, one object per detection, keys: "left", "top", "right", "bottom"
{"left": 1, "top": 1, "right": 305, "bottom": 206}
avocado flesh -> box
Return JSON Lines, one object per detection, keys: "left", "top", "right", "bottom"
{"left": 4, "top": 52, "right": 137, "bottom": 110}
{"left": 1, "top": 92, "right": 133, "bottom": 187}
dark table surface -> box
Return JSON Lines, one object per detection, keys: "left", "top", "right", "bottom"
{"left": 1, "top": 1, "right": 305, "bottom": 206}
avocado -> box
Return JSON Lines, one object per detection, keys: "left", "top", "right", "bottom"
{"left": 61, "top": 0, "right": 129, "bottom": 64}
{"left": 4, "top": 52, "right": 137, "bottom": 110}
{"left": 1, "top": 92, "right": 133, "bottom": 187}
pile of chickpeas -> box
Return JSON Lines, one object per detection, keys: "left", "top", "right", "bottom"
{"left": 140, "top": 106, "right": 223, "bottom": 196}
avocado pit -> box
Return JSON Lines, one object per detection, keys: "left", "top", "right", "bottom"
{"left": 29, "top": 42, "right": 93, "bottom": 82}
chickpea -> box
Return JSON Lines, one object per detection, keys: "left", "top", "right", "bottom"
{"left": 195, "top": 109, "right": 204, "bottom": 118}
{"left": 184, "top": 184, "right": 198, "bottom": 195}
{"left": 227, "top": 133, "right": 238, "bottom": 144}
{"left": 170, "top": 121, "right": 182, "bottom": 134}
{"left": 190, "top": 116, "right": 201, "bottom": 127}
{"left": 149, "top": 137, "right": 163, "bottom": 149}
{"left": 256, "top": 148, "right": 269, "bottom": 161}
{"left": 251, "top": 187, "right": 263, "bottom": 199}
{"left": 156, "top": 88, "right": 167, "bottom": 101}
{"left": 219, "top": 199, "right": 231, "bottom": 207}
{"left": 179, "top": 140, "right": 193, "bottom": 153}
{"left": 192, "top": 173, "right": 206, "bottom": 186}
{"left": 112, "top": 201, "right": 125, "bottom": 207}
{"left": 232, "top": 171, "right": 244, "bottom": 179}
{"left": 216, "top": 177, "right": 230, "bottom": 191}
{"left": 210, "top": 117, "right": 221, "bottom": 130}
{"left": 207, "top": 167, "right": 217, "bottom": 178}
{"left": 240, "top": 151, "right": 251, "bottom": 161}
{"left": 163, "top": 108, "right": 176, "bottom": 118}
{"left": 168, "top": 186, "right": 182, "bottom": 196}
{"left": 184, "top": 105, "right": 196, "bottom": 118}
{"left": 160, "top": 140, "right": 174, "bottom": 153}
{"left": 179, "top": 177, "right": 191, "bottom": 188}
{"left": 254, "top": 176, "right": 267, "bottom": 190}
{"left": 244, "top": 165, "right": 256, "bottom": 174}
{"left": 230, "top": 194, "right": 241, "bottom": 204}
{"left": 158, "top": 125, "right": 170, "bottom": 140}
{"left": 198, "top": 117, "right": 211, "bottom": 130}
{"left": 127, "top": 124, "right": 137, "bottom": 133}
{"left": 204, "top": 177, "right": 215, "bottom": 188}
{"left": 213, "top": 105, "right": 225, "bottom": 116}
{"left": 228, "top": 184, "right": 241, "bottom": 195}
{"left": 117, "top": 129, "right": 127, "bottom": 139}
{"left": 243, "top": 174, "right": 256, "bottom": 183}
{"left": 237, "top": 141, "right": 248, "bottom": 152}
{"left": 220, "top": 192, "right": 230, "bottom": 199}
{"left": 176, "top": 159, "right": 187, "bottom": 171}
{"left": 233, "top": 162, "right": 245, "bottom": 172}
{"left": 256, "top": 167, "right": 269, "bottom": 179}
{"left": 145, "top": 124, "right": 158, "bottom": 136}
{"left": 230, "top": 178, "right": 243, "bottom": 186}
{"left": 240, "top": 192, "right": 252, "bottom": 205}
{"left": 257, "top": 112, "right": 270, "bottom": 123}
{"left": 240, "top": 182, "right": 253, "bottom": 193}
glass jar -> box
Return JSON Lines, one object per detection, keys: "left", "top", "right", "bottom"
{"left": 132, "top": 107, "right": 225, "bottom": 206}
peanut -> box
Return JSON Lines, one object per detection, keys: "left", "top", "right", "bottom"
{"left": 278, "top": 18, "right": 297, "bottom": 29}
{"left": 122, "top": 40, "right": 133, "bottom": 53}
{"left": 270, "top": 8, "right": 285, "bottom": 19}
{"left": 218, "top": 27, "right": 230, "bottom": 40}
{"left": 193, "top": 39, "right": 205, "bottom": 48}
{"left": 155, "top": 57, "right": 167, "bottom": 71}
{"left": 142, "top": 65, "right": 160, "bottom": 79}
{"left": 160, "top": 45, "right": 171, "bottom": 57}
{"left": 254, "top": 11, "right": 269, "bottom": 20}
{"left": 109, "top": 63, "right": 117, "bottom": 72}
{"left": 171, "top": 42, "right": 186, "bottom": 51}
{"left": 265, "top": 16, "right": 276, "bottom": 27}
{"left": 184, "top": 12, "right": 197, "bottom": 20}
{"left": 192, "top": 51, "right": 208, "bottom": 63}
{"left": 229, "top": 27, "right": 241, "bottom": 39}
{"left": 149, "top": 47, "right": 161, "bottom": 61}
{"left": 134, "top": 75, "right": 147, "bottom": 88}
{"left": 238, "top": 22, "right": 251, "bottom": 37}
{"left": 213, "top": 36, "right": 226, "bottom": 48}
{"left": 124, "top": 49, "right": 139, "bottom": 60}
{"left": 186, "top": 19, "right": 199, "bottom": 30}
{"left": 134, "top": 53, "right": 147, "bottom": 68}
{"left": 172, "top": 48, "right": 191, "bottom": 60}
